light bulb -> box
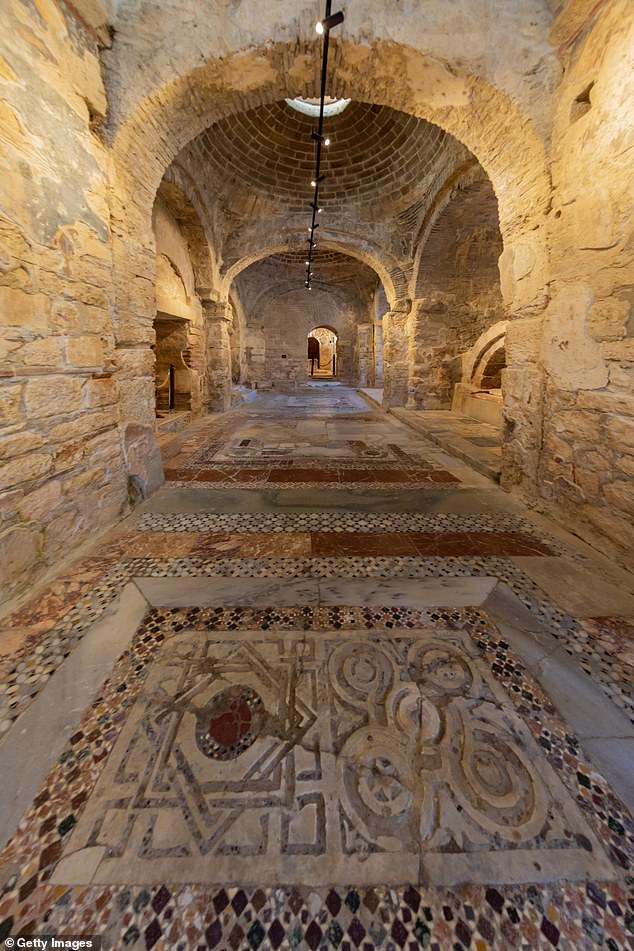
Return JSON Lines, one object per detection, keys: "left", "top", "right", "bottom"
{"left": 315, "top": 20, "right": 324, "bottom": 34}
{"left": 311, "top": 180, "right": 316, "bottom": 187}
{"left": 324, "top": 137, "right": 330, "bottom": 146}
{"left": 318, "top": 208, "right": 323, "bottom": 213}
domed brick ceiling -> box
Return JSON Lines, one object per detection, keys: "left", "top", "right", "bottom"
{"left": 265, "top": 249, "right": 376, "bottom": 285}
{"left": 189, "top": 100, "right": 451, "bottom": 218}
{"left": 240, "top": 249, "right": 379, "bottom": 290}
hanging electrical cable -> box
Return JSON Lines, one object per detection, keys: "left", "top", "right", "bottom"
{"left": 305, "top": 1, "right": 345, "bottom": 290}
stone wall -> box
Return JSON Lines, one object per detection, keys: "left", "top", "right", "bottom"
{"left": 152, "top": 194, "right": 205, "bottom": 415}
{"left": 241, "top": 288, "right": 359, "bottom": 387}
{"left": 408, "top": 174, "right": 505, "bottom": 409}
{"left": 532, "top": 0, "right": 634, "bottom": 563}
{"left": 0, "top": 0, "right": 128, "bottom": 602}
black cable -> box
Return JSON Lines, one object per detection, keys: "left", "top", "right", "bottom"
{"left": 306, "top": 1, "right": 344, "bottom": 289}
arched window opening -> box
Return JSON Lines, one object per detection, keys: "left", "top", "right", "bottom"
{"left": 479, "top": 345, "right": 506, "bottom": 390}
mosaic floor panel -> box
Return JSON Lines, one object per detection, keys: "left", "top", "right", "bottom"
{"left": 55, "top": 623, "right": 613, "bottom": 888}
{"left": 1, "top": 556, "right": 633, "bottom": 738}
{"left": 136, "top": 511, "right": 561, "bottom": 538}
{"left": 0, "top": 608, "right": 632, "bottom": 950}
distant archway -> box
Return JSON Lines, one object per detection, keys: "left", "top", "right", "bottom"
{"left": 308, "top": 327, "right": 338, "bottom": 378}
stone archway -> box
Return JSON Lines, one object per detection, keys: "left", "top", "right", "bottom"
{"left": 106, "top": 35, "right": 552, "bottom": 494}
{"left": 152, "top": 182, "right": 214, "bottom": 421}
{"left": 227, "top": 249, "right": 379, "bottom": 388}
{"left": 222, "top": 238, "right": 401, "bottom": 310}
{"left": 308, "top": 327, "right": 338, "bottom": 378}
{"left": 408, "top": 170, "right": 505, "bottom": 411}
{"left": 451, "top": 321, "right": 509, "bottom": 428}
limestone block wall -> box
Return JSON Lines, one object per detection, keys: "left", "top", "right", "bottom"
{"left": 409, "top": 176, "right": 505, "bottom": 409}
{"left": 534, "top": 0, "right": 634, "bottom": 562}
{"left": 373, "top": 286, "right": 388, "bottom": 386}
{"left": 152, "top": 197, "right": 205, "bottom": 415}
{"left": 0, "top": 0, "right": 127, "bottom": 601}
{"left": 244, "top": 289, "right": 356, "bottom": 386}
{"left": 353, "top": 324, "right": 373, "bottom": 387}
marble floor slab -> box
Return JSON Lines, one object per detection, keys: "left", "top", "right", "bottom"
{"left": 139, "top": 484, "right": 514, "bottom": 514}
{"left": 512, "top": 556, "right": 634, "bottom": 616}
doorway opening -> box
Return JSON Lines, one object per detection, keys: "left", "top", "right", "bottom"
{"left": 154, "top": 315, "right": 194, "bottom": 433}
{"left": 307, "top": 327, "right": 338, "bottom": 378}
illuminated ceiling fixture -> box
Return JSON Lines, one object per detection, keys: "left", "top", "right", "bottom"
{"left": 285, "top": 97, "right": 350, "bottom": 117}
{"left": 305, "top": 1, "right": 345, "bottom": 290}
{"left": 316, "top": 11, "right": 344, "bottom": 34}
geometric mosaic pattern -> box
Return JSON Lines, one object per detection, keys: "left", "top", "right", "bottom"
{"left": 58, "top": 625, "right": 614, "bottom": 887}
{"left": 136, "top": 510, "right": 566, "bottom": 541}
{"left": 2, "top": 551, "right": 633, "bottom": 737}
{"left": 0, "top": 607, "right": 632, "bottom": 950}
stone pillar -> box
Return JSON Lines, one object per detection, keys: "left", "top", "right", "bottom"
{"left": 201, "top": 297, "right": 233, "bottom": 412}
{"left": 406, "top": 297, "right": 454, "bottom": 410}
{"left": 356, "top": 323, "right": 372, "bottom": 387}
{"left": 382, "top": 301, "right": 411, "bottom": 408}
{"left": 110, "top": 235, "right": 165, "bottom": 498}
{"left": 373, "top": 321, "right": 384, "bottom": 386}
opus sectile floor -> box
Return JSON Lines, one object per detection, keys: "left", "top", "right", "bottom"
{"left": 159, "top": 387, "right": 463, "bottom": 488}
{"left": 1, "top": 382, "right": 634, "bottom": 951}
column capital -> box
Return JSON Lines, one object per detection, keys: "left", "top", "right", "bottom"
{"left": 200, "top": 297, "right": 232, "bottom": 323}
{"left": 388, "top": 298, "right": 412, "bottom": 315}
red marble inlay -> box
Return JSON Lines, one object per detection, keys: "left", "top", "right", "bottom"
{"left": 208, "top": 698, "right": 252, "bottom": 747}
{"left": 268, "top": 467, "right": 337, "bottom": 483}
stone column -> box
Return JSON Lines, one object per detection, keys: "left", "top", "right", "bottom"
{"left": 382, "top": 301, "right": 411, "bottom": 408}
{"left": 356, "top": 323, "right": 372, "bottom": 387}
{"left": 406, "top": 297, "right": 454, "bottom": 410}
{"left": 110, "top": 233, "right": 164, "bottom": 498}
{"left": 201, "top": 297, "right": 233, "bottom": 412}
{"left": 373, "top": 321, "right": 384, "bottom": 386}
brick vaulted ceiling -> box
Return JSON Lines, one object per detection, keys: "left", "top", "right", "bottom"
{"left": 234, "top": 249, "right": 380, "bottom": 311}
{"left": 265, "top": 249, "right": 376, "bottom": 284}
{"left": 179, "top": 100, "right": 463, "bottom": 222}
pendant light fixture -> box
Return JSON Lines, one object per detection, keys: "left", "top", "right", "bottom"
{"left": 305, "top": 0, "right": 345, "bottom": 290}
